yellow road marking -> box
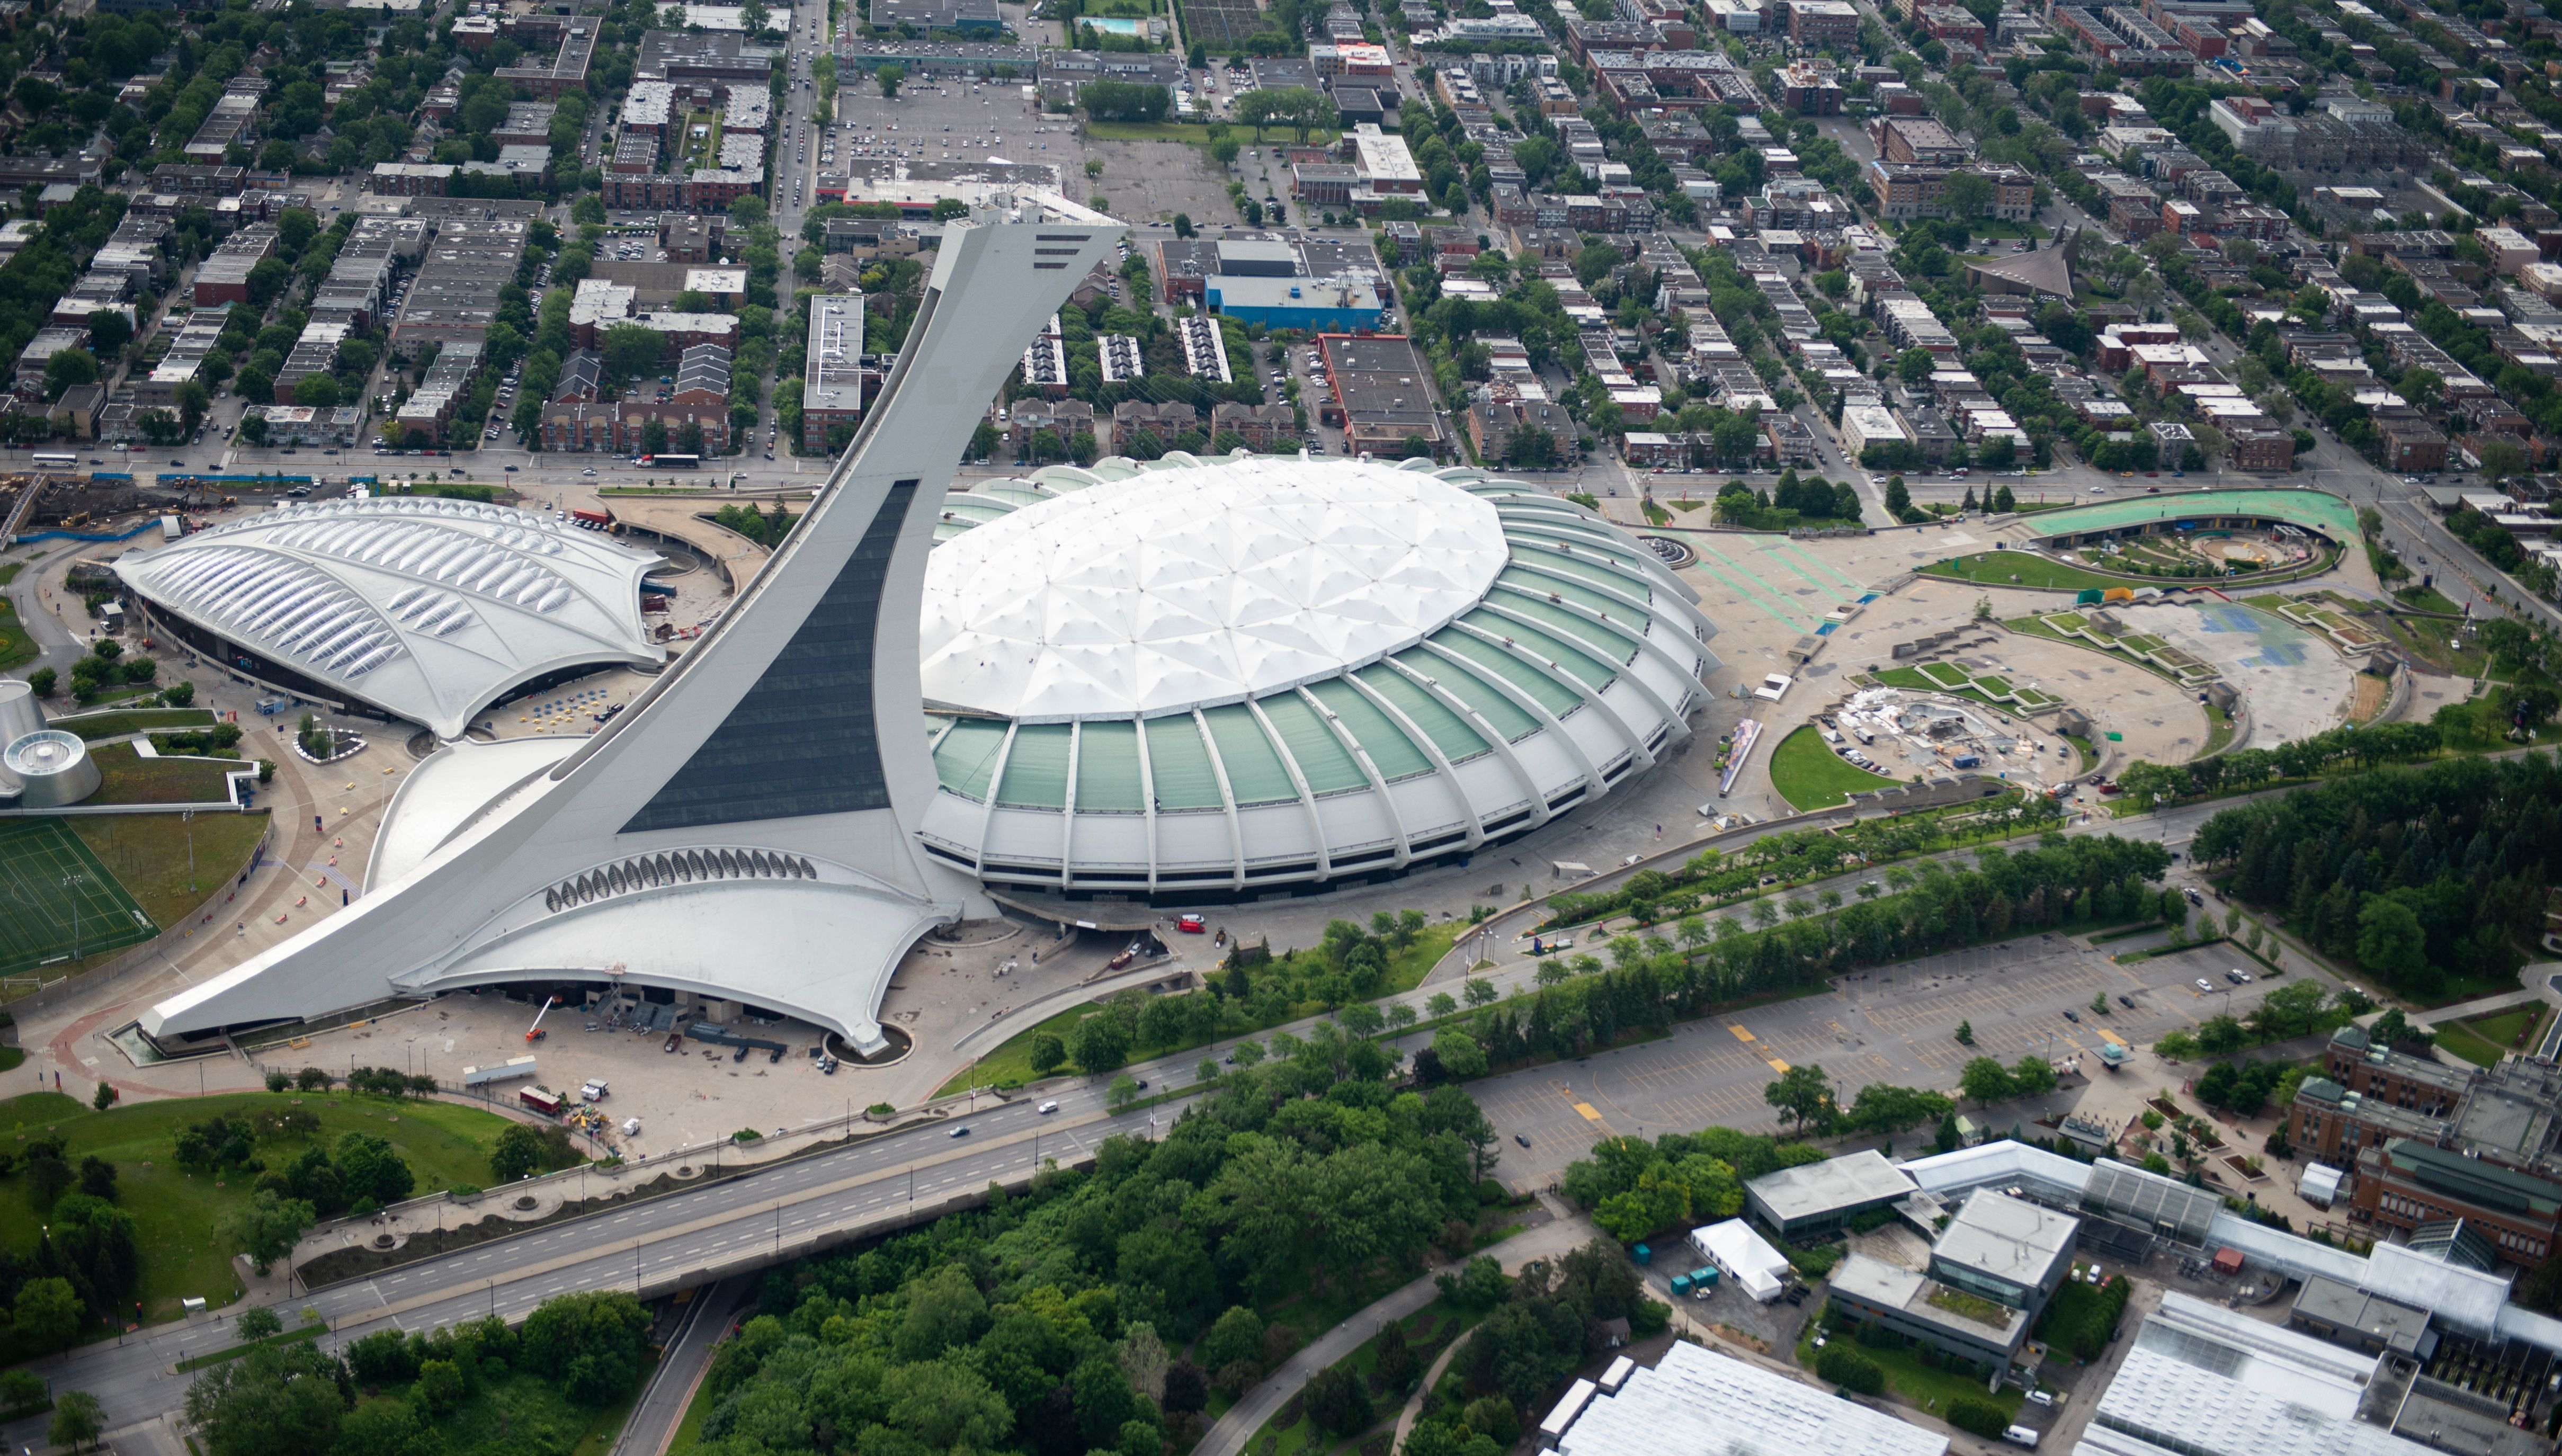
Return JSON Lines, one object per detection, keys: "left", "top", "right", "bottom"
{"left": 2096, "top": 1028, "right": 2128, "bottom": 1047}
{"left": 1767, "top": 1058, "right": 1791, "bottom": 1074}
{"left": 1728, "top": 1024, "right": 1756, "bottom": 1042}
{"left": 1573, "top": 1102, "right": 1605, "bottom": 1122}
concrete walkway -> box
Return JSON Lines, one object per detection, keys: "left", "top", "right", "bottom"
{"left": 1193, "top": 1210, "right": 1597, "bottom": 1456}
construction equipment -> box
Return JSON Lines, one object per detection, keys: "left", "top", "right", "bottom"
{"left": 526, "top": 995, "right": 558, "bottom": 1043}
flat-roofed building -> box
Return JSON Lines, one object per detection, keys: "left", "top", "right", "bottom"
{"left": 801, "top": 293, "right": 869, "bottom": 453}
{"left": 1744, "top": 1148, "right": 1917, "bottom": 1237}
{"left": 1550, "top": 1341, "right": 1945, "bottom": 1456}
{"left": 1315, "top": 333, "right": 1444, "bottom": 455}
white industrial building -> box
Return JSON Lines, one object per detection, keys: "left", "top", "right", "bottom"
{"left": 1549, "top": 1340, "right": 1946, "bottom": 1456}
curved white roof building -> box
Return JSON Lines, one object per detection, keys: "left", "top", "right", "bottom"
{"left": 113, "top": 496, "right": 666, "bottom": 739}
{"left": 917, "top": 454, "right": 1720, "bottom": 898}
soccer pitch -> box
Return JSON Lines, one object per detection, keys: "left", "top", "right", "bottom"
{"left": 0, "top": 820, "right": 156, "bottom": 976}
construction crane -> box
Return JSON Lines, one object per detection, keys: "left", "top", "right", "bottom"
{"left": 526, "top": 995, "right": 558, "bottom": 1043}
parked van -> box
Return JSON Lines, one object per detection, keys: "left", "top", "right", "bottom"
{"left": 2004, "top": 1427, "right": 2040, "bottom": 1448}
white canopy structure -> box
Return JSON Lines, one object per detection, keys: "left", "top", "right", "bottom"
{"left": 114, "top": 496, "right": 666, "bottom": 739}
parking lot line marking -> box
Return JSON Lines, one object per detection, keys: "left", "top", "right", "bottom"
{"left": 1573, "top": 1102, "right": 1605, "bottom": 1123}
{"left": 1766, "top": 1058, "right": 1790, "bottom": 1074}
{"left": 1727, "top": 1024, "right": 1756, "bottom": 1042}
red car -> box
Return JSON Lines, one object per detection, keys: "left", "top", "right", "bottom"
{"left": 1176, "top": 914, "right": 1206, "bottom": 934}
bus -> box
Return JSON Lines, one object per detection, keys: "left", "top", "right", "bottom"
{"left": 30, "top": 451, "right": 76, "bottom": 470}
{"left": 640, "top": 453, "right": 700, "bottom": 470}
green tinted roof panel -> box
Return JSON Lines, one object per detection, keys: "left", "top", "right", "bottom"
{"left": 1354, "top": 664, "right": 1490, "bottom": 763}
{"left": 1393, "top": 648, "right": 1541, "bottom": 742}
{"left": 932, "top": 718, "right": 1011, "bottom": 800}
{"left": 1073, "top": 720, "right": 1144, "bottom": 812}
{"left": 1490, "top": 593, "right": 1644, "bottom": 666}
{"left": 1202, "top": 704, "right": 1298, "bottom": 806}
{"left": 1143, "top": 714, "right": 1225, "bottom": 810}
{"left": 1456, "top": 610, "right": 1617, "bottom": 691}
{"left": 1306, "top": 678, "right": 1433, "bottom": 781}
{"left": 1255, "top": 691, "right": 1369, "bottom": 794}
{"left": 1430, "top": 630, "right": 1585, "bottom": 714}
{"left": 995, "top": 722, "right": 1072, "bottom": 808}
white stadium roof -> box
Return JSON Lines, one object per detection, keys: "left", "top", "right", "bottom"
{"left": 917, "top": 453, "right": 1722, "bottom": 899}
{"left": 922, "top": 459, "right": 1513, "bottom": 720}
{"left": 115, "top": 497, "right": 666, "bottom": 739}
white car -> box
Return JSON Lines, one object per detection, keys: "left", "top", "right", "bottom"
{"left": 1038, "top": 1100, "right": 1060, "bottom": 1114}
{"left": 2195, "top": 978, "right": 2215, "bottom": 993}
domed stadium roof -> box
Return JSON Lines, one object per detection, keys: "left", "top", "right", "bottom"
{"left": 114, "top": 497, "right": 667, "bottom": 740}
{"left": 916, "top": 454, "right": 1722, "bottom": 901}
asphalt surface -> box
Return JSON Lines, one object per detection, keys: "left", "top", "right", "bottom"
{"left": 610, "top": 1273, "right": 754, "bottom": 1456}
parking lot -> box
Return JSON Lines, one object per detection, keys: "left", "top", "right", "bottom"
{"left": 830, "top": 80, "right": 1245, "bottom": 229}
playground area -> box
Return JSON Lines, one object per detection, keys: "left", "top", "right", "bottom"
{"left": 2060, "top": 523, "right": 2324, "bottom": 580}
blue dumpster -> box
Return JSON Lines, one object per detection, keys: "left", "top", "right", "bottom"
{"left": 1632, "top": 1243, "right": 1652, "bottom": 1265}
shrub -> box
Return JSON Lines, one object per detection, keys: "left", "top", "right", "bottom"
{"left": 1948, "top": 1396, "right": 2010, "bottom": 1438}
{"left": 1815, "top": 1344, "right": 1885, "bottom": 1395}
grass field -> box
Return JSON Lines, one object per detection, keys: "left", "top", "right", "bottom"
{"left": 0, "top": 1089, "right": 528, "bottom": 1327}
{"left": 0, "top": 819, "right": 157, "bottom": 975}
{"left": 88, "top": 741, "right": 242, "bottom": 805}
{"left": 1767, "top": 726, "right": 1897, "bottom": 811}
{"left": 70, "top": 812, "right": 270, "bottom": 942}
{"left": 1083, "top": 119, "right": 1220, "bottom": 144}
{"left": 360, "top": 1366, "right": 638, "bottom": 1456}
{"left": 2437, "top": 1005, "right": 2551, "bottom": 1068}
{"left": 2393, "top": 584, "right": 2465, "bottom": 615}
{"left": 1921, "top": 550, "right": 2135, "bottom": 593}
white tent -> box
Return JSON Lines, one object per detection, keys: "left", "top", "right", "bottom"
{"left": 1688, "top": 1219, "right": 1790, "bottom": 1303}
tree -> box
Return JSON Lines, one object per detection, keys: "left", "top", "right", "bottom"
{"left": 332, "top": 1133, "right": 414, "bottom": 1206}
{"left": 236, "top": 1306, "right": 284, "bottom": 1342}
{"left": 1029, "top": 1032, "right": 1067, "bottom": 1077}
{"left": 294, "top": 373, "right": 341, "bottom": 408}
{"left": 15, "top": 1278, "right": 81, "bottom": 1354}
{"left": 49, "top": 1390, "right": 103, "bottom": 1453}
{"left": 1106, "top": 1075, "right": 1141, "bottom": 1111}
{"left": 2480, "top": 435, "right": 2528, "bottom": 483}
{"left": 223, "top": 1191, "right": 316, "bottom": 1274}
{"left": 1940, "top": 170, "right": 1994, "bottom": 219}
{"left": 1762, "top": 1062, "right": 1834, "bottom": 1134}
{"left": 43, "top": 347, "right": 98, "bottom": 400}
{"left": 2355, "top": 898, "right": 2428, "bottom": 985}
{"left": 237, "top": 413, "right": 270, "bottom": 447}
{"left": 878, "top": 65, "right": 906, "bottom": 98}
{"left": 520, "top": 1290, "right": 653, "bottom": 1404}
{"left": 1882, "top": 476, "right": 1913, "bottom": 519}
{"left": 600, "top": 323, "right": 666, "bottom": 386}
{"left": 491, "top": 1121, "right": 566, "bottom": 1182}
{"left": 885, "top": 1357, "right": 1015, "bottom": 1448}
{"left": 1305, "top": 1364, "right": 1374, "bottom": 1436}
{"left": 2010, "top": 1055, "right": 2058, "bottom": 1097}
{"left": 1432, "top": 1028, "right": 1488, "bottom": 1079}
{"left": 1959, "top": 1055, "right": 2014, "bottom": 1107}
{"left": 1070, "top": 1013, "right": 1131, "bottom": 1074}
{"left": 86, "top": 310, "right": 132, "bottom": 359}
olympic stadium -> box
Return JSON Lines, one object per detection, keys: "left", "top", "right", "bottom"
{"left": 128, "top": 199, "right": 1726, "bottom": 1061}
{"left": 919, "top": 454, "right": 1719, "bottom": 900}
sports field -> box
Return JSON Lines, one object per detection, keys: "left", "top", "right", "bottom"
{"left": 0, "top": 820, "right": 156, "bottom": 975}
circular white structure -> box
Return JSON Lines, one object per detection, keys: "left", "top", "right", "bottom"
{"left": 917, "top": 455, "right": 1723, "bottom": 900}
{"left": 4, "top": 730, "right": 99, "bottom": 809}
{"left": 111, "top": 497, "right": 669, "bottom": 740}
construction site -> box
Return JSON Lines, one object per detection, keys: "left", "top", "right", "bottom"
{"left": 1826, "top": 684, "right": 2081, "bottom": 796}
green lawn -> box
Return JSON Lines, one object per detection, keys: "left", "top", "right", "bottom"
{"left": 70, "top": 811, "right": 271, "bottom": 939}
{"left": 2201, "top": 703, "right": 2237, "bottom": 756}
{"left": 1767, "top": 726, "right": 1898, "bottom": 811}
{"left": 54, "top": 708, "right": 217, "bottom": 741}
{"left": 938, "top": 923, "right": 1462, "bottom": 1097}
{"left": 0, "top": 1090, "right": 529, "bottom": 1327}
{"left": 1799, "top": 1317, "right": 2023, "bottom": 1423}
{"left": 2393, "top": 584, "right": 2465, "bottom": 615}
{"left": 88, "top": 741, "right": 243, "bottom": 805}
{"left": 0, "top": 595, "right": 31, "bottom": 672}
{"left": 1921, "top": 550, "right": 2133, "bottom": 593}
{"left": 1084, "top": 119, "right": 1220, "bottom": 144}
{"left": 2436, "top": 1022, "right": 2511, "bottom": 1068}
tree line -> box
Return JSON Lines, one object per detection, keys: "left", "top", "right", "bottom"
{"left": 675, "top": 1043, "right": 1499, "bottom": 1456}
{"left": 2191, "top": 752, "right": 2561, "bottom": 999}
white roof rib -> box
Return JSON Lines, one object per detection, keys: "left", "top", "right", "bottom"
{"left": 114, "top": 497, "right": 666, "bottom": 739}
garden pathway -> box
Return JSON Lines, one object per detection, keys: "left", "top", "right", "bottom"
{"left": 1194, "top": 1204, "right": 1596, "bottom": 1456}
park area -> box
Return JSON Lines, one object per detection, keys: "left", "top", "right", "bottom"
{"left": 2434, "top": 1005, "right": 2555, "bottom": 1068}
{"left": 0, "top": 1088, "right": 531, "bottom": 1328}
{"left": 1767, "top": 725, "right": 1896, "bottom": 811}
